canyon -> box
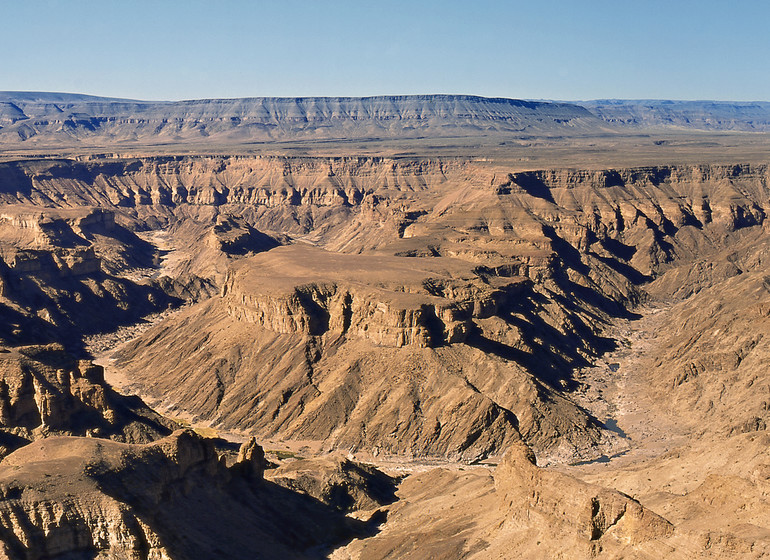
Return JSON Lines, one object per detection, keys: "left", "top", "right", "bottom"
{"left": 0, "top": 94, "right": 767, "bottom": 558}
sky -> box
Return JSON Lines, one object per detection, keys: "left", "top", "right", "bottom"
{"left": 3, "top": 0, "right": 769, "bottom": 101}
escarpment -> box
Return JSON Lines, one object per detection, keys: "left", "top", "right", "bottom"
{"left": 3, "top": 157, "right": 769, "bottom": 306}
{"left": 0, "top": 93, "right": 607, "bottom": 149}
{"left": 2, "top": 158, "right": 768, "bottom": 269}
{"left": 73, "top": 155, "right": 768, "bottom": 464}
{"left": 582, "top": 99, "right": 770, "bottom": 131}
{"left": 0, "top": 430, "right": 372, "bottom": 559}
{"left": 220, "top": 245, "right": 524, "bottom": 347}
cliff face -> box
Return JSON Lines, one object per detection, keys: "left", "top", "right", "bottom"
{"left": 3, "top": 157, "right": 767, "bottom": 257}
{"left": 220, "top": 246, "right": 521, "bottom": 347}
{"left": 0, "top": 156, "right": 462, "bottom": 210}
{"left": 0, "top": 204, "right": 182, "bottom": 349}
{"left": 0, "top": 344, "right": 174, "bottom": 458}
{"left": 582, "top": 99, "right": 770, "bottom": 131}
{"left": 3, "top": 157, "right": 768, "bottom": 283}
{"left": 0, "top": 431, "right": 369, "bottom": 559}
{"left": 0, "top": 207, "right": 111, "bottom": 280}
{"left": 113, "top": 241, "right": 617, "bottom": 462}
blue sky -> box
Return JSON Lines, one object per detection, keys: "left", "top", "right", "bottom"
{"left": 3, "top": 0, "right": 768, "bottom": 101}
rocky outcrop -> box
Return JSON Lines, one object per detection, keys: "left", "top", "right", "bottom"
{"left": 0, "top": 204, "right": 185, "bottom": 348}
{"left": 229, "top": 437, "right": 267, "bottom": 480}
{"left": 0, "top": 344, "right": 175, "bottom": 457}
{"left": 334, "top": 443, "right": 676, "bottom": 560}
{"left": 221, "top": 245, "right": 522, "bottom": 348}
{"left": 0, "top": 431, "right": 370, "bottom": 559}
{"left": 493, "top": 442, "right": 674, "bottom": 554}
{"left": 267, "top": 456, "right": 398, "bottom": 513}
{"left": 0, "top": 207, "right": 114, "bottom": 279}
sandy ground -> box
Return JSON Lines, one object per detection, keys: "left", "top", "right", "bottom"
{"left": 560, "top": 304, "right": 691, "bottom": 478}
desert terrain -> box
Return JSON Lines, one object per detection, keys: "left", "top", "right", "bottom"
{"left": 0, "top": 92, "right": 767, "bottom": 558}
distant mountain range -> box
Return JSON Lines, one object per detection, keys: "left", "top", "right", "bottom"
{"left": 581, "top": 99, "right": 770, "bottom": 131}
{"left": 0, "top": 93, "right": 603, "bottom": 147}
{"left": 0, "top": 92, "right": 768, "bottom": 149}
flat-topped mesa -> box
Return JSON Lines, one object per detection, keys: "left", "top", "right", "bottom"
{"left": 0, "top": 93, "right": 606, "bottom": 147}
{"left": 221, "top": 245, "right": 526, "bottom": 348}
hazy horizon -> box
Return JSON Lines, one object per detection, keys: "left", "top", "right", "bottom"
{"left": 2, "top": 91, "right": 769, "bottom": 104}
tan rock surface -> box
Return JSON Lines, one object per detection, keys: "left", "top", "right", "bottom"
{"left": 267, "top": 455, "right": 398, "bottom": 513}
{"left": 0, "top": 344, "right": 175, "bottom": 458}
{"left": 112, "top": 239, "right": 637, "bottom": 461}
{"left": 0, "top": 430, "right": 374, "bottom": 559}
{"left": 334, "top": 442, "right": 676, "bottom": 560}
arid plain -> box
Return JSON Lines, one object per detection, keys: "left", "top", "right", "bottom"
{"left": 0, "top": 92, "right": 769, "bottom": 558}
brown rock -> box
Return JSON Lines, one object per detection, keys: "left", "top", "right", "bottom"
{"left": 230, "top": 436, "right": 266, "bottom": 480}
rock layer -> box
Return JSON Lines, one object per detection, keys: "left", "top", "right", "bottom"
{"left": 221, "top": 245, "right": 523, "bottom": 347}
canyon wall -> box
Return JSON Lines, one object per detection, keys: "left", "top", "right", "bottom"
{"left": 2, "top": 156, "right": 769, "bottom": 460}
